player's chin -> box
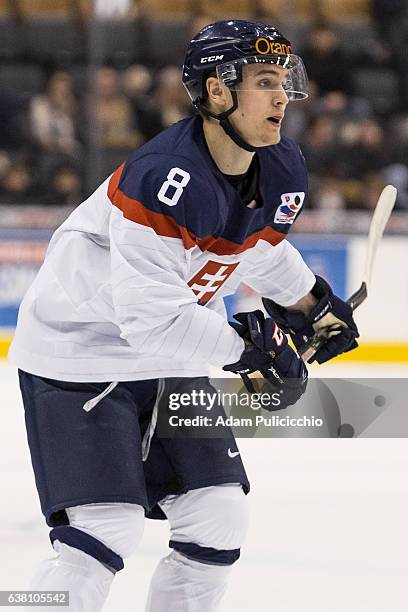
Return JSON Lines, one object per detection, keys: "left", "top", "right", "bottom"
{"left": 259, "top": 131, "right": 281, "bottom": 146}
{"left": 249, "top": 133, "right": 280, "bottom": 148}
{"left": 267, "top": 133, "right": 281, "bottom": 145}
{"left": 246, "top": 124, "right": 281, "bottom": 148}
{"left": 262, "top": 121, "right": 281, "bottom": 145}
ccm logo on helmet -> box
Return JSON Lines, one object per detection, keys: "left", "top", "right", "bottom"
{"left": 200, "top": 54, "right": 224, "bottom": 63}
{"left": 255, "top": 38, "right": 292, "bottom": 55}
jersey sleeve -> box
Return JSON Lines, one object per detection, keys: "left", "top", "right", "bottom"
{"left": 107, "top": 155, "right": 244, "bottom": 367}
{"left": 245, "top": 239, "right": 315, "bottom": 306}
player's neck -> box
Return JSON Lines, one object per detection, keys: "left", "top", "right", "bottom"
{"left": 202, "top": 118, "right": 255, "bottom": 175}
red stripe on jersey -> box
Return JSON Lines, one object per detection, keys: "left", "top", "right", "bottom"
{"left": 108, "top": 168, "right": 286, "bottom": 254}
{"left": 108, "top": 162, "right": 126, "bottom": 200}
{"left": 110, "top": 183, "right": 197, "bottom": 249}
{"left": 197, "top": 227, "right": 285, "bottom": 255}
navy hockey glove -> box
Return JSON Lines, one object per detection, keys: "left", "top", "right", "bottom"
{"left": 223, "top": 310, "right": 308, "bottom": 409}
{"left": 262, "top": 276, "right": 359, "bottom": 364}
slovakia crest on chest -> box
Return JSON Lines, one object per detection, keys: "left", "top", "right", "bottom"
{"left": 274, "top": 191, "right": 305, "bottom": 224}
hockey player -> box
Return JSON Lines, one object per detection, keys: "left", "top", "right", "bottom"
{"left": 9, "top": 20, "right": 359, "bottom": 611}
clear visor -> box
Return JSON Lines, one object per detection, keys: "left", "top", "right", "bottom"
{"left": 216, "top": 54, "right": 309, "bottom": 101}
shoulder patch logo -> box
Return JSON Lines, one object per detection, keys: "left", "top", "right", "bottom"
{"left": 274, "top": 192, "right": 305, "bottom": 224}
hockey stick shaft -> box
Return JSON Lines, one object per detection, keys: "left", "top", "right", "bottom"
{"left": 299, "top": 185, "right": 397, "bottom": 362}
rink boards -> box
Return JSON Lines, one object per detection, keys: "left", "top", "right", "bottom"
{"left": 0, "top": 230, "right": 407, "bottom": 361}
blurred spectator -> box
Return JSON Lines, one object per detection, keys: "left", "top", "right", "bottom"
{"left": 40, "top": 162, "right": 83, "bottom": 207}
{"left": 300, "top": 24, "right": 351, "bottom": 94}
{"left": 371, "top": 0, "right": 408, "bottom": 41}
{"left": 382, "top": 163, "right": 408, "bottom": 210}
{"left": 94, "top": 66, "right": 143, "bottom": 149}
{"left": 319, "top": 91, "right": 348, "bottom": 117}
{"left": 122, "top": 64, "right": 163, "bottom": 140}
{"left": 0, "top": 93, "right": 27, "bottom": 150}
{"left": 313, "top": 177, "right": 346, "bottom": 210}
{"left": 29, "top": 71, "right": 81, "bottom": 156}
{"left": 383, "top": 115, "right": 408, "bottom": 209}
{"left": 319, "top": 90, "right": 372, "bottom": 122}
{"left": 0, "top": 152, "right": 11, "bottom": 180}
{"left": 391, "top": 115, "right": 408, "bottom": 165}
{"left": 337, "top": 118, "right": 392, "bottom": 180}
{"left": 357, "top": 173, "right": 386, "bottom": 210}
{"left": 371, "top": 1, "right": 408, "bottom": 108}
{"left": 0, "top": 159, "right": 41, "bottom": 205}
{"left": 293, "top": 85, "right": 368, "bottom": 142}
{"left": 283, "top": 80, "right": 319, "bottom": 142}
{"left": 300, "top": 115, "right": 338, "bottom": 176}
{"left": 154, "top": 66, "right": 192, "bottom": 130}
{"left": 123, "top": 64, "right": 152, "bottom": 98}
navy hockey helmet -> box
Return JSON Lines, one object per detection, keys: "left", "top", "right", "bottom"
{"left": 182, "top": 20, "right": 309, "bottom": 151}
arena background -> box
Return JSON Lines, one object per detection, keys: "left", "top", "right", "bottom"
{"left": 0, "top": 0, "right": 408, "bottom": 362}
{"left": 0, "top": 3, "right": 407, "bottom": 612}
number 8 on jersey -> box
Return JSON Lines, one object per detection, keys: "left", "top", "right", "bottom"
{"left": 157, "top": 167, "right": 191, "bottom": 206}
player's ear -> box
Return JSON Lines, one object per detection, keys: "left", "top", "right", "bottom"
{"left": 206, "top": 76, "right": 230, "bottom": 111}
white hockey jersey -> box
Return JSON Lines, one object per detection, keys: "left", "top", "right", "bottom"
{"left": 9, "top": 116, "right": 315, "bottom": 382}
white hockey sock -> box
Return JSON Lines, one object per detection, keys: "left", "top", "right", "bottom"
{"left": 145, "top": 550, "right": 232, "bottom": 612}
{"left": 26, "top": 541, "right": 114, "bottom": 612}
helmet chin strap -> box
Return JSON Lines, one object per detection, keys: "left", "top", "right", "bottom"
{"left": 219, "top": 117, "right": 258, "bottom": 153}
{"left": 197, "top": 90, "right": 267, "bottom": 153}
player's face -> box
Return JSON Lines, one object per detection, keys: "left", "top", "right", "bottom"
{"left": 229, "top": 64, "right": 290, "bottom": 147}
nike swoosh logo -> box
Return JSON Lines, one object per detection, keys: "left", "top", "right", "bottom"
{"left": 228, "top": 448, "right": 240, "bottom": 458}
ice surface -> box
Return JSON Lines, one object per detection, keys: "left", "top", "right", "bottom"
{"left": 1, "top": 362, "right": 407, "bottom": 612}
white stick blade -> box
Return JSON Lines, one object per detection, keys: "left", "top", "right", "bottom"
{"left": 364, "top": 185, "right": 397, "bottom": 287}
